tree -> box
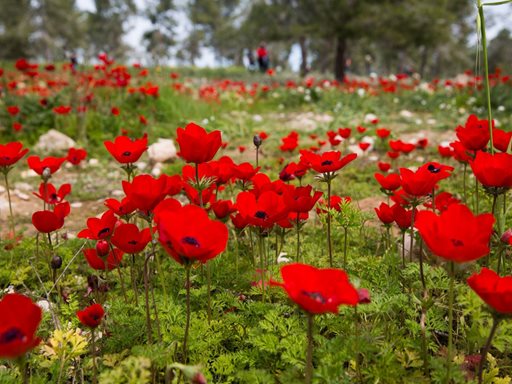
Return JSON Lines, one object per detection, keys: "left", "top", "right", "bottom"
{"left": 142, "top": 0, "right": 176, "bottom": 64}
{"left": 0, "top": 0, "right": 32, "bottom": 60}
{"left": 85, "top": 0, "right": 136, "bottom": 60}
{"left": 488, "top": 28, "right": 512, "bottom": 72}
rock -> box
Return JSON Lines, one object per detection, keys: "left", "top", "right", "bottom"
{"left": 88, "top": 158, "right": 99, "bottom": 166}
{"left": 147, "top": 139, "right": 177, "bottom": 163}
{"left": 0, "top": 186, "right": 5, "bottom": 194}
{"left": 70, "top": 202, "right": 83, "bottom": 208}
{"left": 35, "top": 129, "right": 76, "bottom": 153}
{"left": 14, "top": 182, "right": 32, "bottom": 192}
{"left": 14, "top": 191, "right": 29, "bottom": 201}
{"left": 0, "top": 198, "right": 9, "bottom": 210}
{"left": 400, "top": 110, "right": 414, "bottom": 119}
{"left": 21, "top": 170, "right": 38, "bottom": 178}
{"left": 111, "top": 190, "right": 124, "bottom": 197}
{"left": 37, "top": 300, "right": 51, "bottom": 312}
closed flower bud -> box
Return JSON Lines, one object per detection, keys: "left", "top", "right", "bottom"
{"left": 42, "top": 167, "right": 52, "bottom": 181}
{"left": 51, "top": 255, "right": 62, "bottom": 269}
{"left": 253, "top": 135, "right": 262, "bottom": 148}
{"left": 96, "top": 240, "right": 110, "bottom": 257}
{"left": 501, "top": 229, "right": 512, "bottom": 245}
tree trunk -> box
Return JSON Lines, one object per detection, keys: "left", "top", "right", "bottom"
{"left": 334, "top": 36, "right": 346, "bottom": 81}
{"left": 299, "top": 35, "right": 308, "bottom": 77}
{"left": 419, "top": 46, "right": 428, "bottom": 79}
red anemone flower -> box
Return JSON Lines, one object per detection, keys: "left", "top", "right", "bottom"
{"left": 469, "top": 151, "right": 512, "bottom": 190}
{"left": 270, "top": 263, "right": 359, "bottom": 314}
{"left": 83, "top": 248, "right": 123, "bottom": 271}
{"left": 0, "top": 142, "right": 29, "bottom": 168}
{"left": 122, "top": 174, "right": 168, "bottom": 214}
{"left": 104, "top": 133, "right": 148, "bottom": 164}
{"left": 0, "top": 293, "right": 42, "bottom": 359}
{"left": 375, "top": 173, "right": 401, "bottom": 192}
{"left": 236, "top": 191, "right": 289, "bottom": 229}
{"left": 7, "top": 106, "right": 20, "bottom": 116}
{"left": 299, "top": 150, "right": 357, "bottom": 174}
{"left": 53, "top": 105, "right": 72, "bottom": 115}
{"left": 157, "top": 205, "right": 228, "bottom": 265}
{"left": 375, "top": 203, "right": 395, "bottom": 225}
{"left": 66, "top": 148, "right": 87, "bottom": 165}
{"left": 104, "top": 197, "right": 137, "bottom": 217}
{"left": 211, "top": 199, "right": 237, "bottom": 220}
{"left": 76, "top": 304, "right": 105, "bottom": 328}
{"left": 32, "top": 202, "right": 70, "bottom": 233}
{"left": 376, "top": 128, "right": 391, "bottom": 139}
{"left": 415, "top": 203, "right": 494, "bottom": 263}
{"left": 27, "top": 156, "right": 66, "bottom": 176}
{"left": 455, "top": 114, "right": 491, "bottom": 151}
{"left": 33, "top": 183, "right": 71, "bottom": 205}
{"left": 77, "top": 210, "right": 117, "bottom": 240}
{"left": 176, "top": 122, "right": 222, "bottom": 164}
{"left": 283, "top": 185, "right": 323, "bottom": 213}
{"left": 467, "top": 268, "right": 512, "bottom": 314}
{"left": 399, "top": 162, "right": 453, "bottom": 197}
{"left": 111, "top": 223, "right": 152, "bottom": 254}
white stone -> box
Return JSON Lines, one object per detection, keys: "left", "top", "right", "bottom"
{"left": 21, "top": 170, "right": 38, "bottom": 178}
{"left": 88, "top": 158, "right": 99, "bottom": 166}
{"left": 147, "top": 139, "right": 177, "bottom": 163}
{"left": 14, "top": 191, "right": 29, "bottom": 201}
{"left": 14, "top": 182, "right": 32, "bottom": 192}
{"left": 70, "top": 202, "right": 83, "bottom": 208}
{"left": 399, "top": 110, "right": 414, "bottom": 118}
{"left": 111, "top": 190, "right": 124, "bottom": 197}
{"left": 35, "top": 129, "right": 76, "bottom": 152}
{"left": 37, "top": 300, "right": 51, "bottom": 312}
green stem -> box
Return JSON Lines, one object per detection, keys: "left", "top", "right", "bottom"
{"left": 344, "top": 227, "right": 348, "bottom": 269}
{"left": 327, "top": 179, "right": 333, "bottom": 267}
{"left": 3, "top": 172, "right": 15, "bottom": 236}
{"left": 305, "top": 314, "right": 314, "bottom": 384}
{"left": 463, "top": 164, "right": 467, "bottom": 203}
{"left": 207, "top": 262, "right": 212, "bottom": 324}
{"left": 475, "top": 178, "right": 480, "bottom": 214}
{"left": 183, "top": 265, "right": 191, "bottom": 363}
{"left": 447, "top": 261, "right": 455, "bottom": 383}
{"left": 17, "top": 356, "right": 28, "bottom": 384}
{"left": 478, "top": 316, "right": 501, "bottom": 384}
{"left": 478, "top": 0, "right": 494, "bottom": 154}
{"left": 296, "top": 215, "right": 302, "bottom": 262}
{"left": 258, "top": 234, "right": 266, "bottom": 302}
{"left": 143, "top": 253, "right": 153, "bottom": 344}
{"left": 491, "top": 194, "right": 498, "bottom": 217}
{"left": 195, "top": 163, "right": 203, "bottom": 208}
{"left": 91, "top": 329, "right": 98, "bottom": 384}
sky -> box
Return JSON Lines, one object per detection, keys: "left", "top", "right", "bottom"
{"left": 76, "top": 0, "right": 512, "bottom": 70}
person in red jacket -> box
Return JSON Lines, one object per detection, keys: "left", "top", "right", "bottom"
{"left": 257, "top": 43, "right": 269, "bottom": 72}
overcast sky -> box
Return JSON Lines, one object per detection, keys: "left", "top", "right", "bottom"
{"left": 76, "top": 0, "right": 512, "bottom": 70}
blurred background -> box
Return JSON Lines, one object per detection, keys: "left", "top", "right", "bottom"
{"left": 0, "top": 0, "right": 511, "bottom": 79}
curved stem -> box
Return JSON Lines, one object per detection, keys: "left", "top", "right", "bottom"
{"left": 305, "top": 314, "right": 314, "bottom": 384}
{"left": 478, "top": 316, "right": 501, "bottom": 384}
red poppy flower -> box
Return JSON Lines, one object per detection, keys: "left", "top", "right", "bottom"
{"left": 437, "top": 145, "right": 453, "bottom": 158}
{"left": 238, "top": 146, "right": 246, "bottom": 153}
{"left": 469, "top": 151, "right": 512, "bottom": 189}
{"left": 493, "top": 128, "right": 512, "bottom": 152}
{"left": 176, "top": 122, "right": 222, "bottom": 164}
{"left": 376, "top": 128, "right": 391, "bottom": 139}
{"left": 423, "top": 191, "right": 460, "bottom": 212}
{"left": 283, "top": 185, "right": 323, "bottom": 213}
{"left": 236, "top": 191, "right": 288, "bottom": 228}
{"left": 12, "top": 122, "right": 22, "bottom": 132}
{"left": 316, "top": 195, "right": 351, "bottom": 214}
{"left": 211, "top": 199, "right": 237, "bottom": 220}
{"left": 157, "top": 205, "right": 228, "bottom": 265}
{"left": 377, "top": 161, "right": 391, "bottom": 172}
{"left": 280, "top": 131, "right": 299, "bottom": 152}
{"left": 392, "top": 204, "right": 413, "bottom": 230}
{"left": 33, "top": 182, "right": 71, "bottom": 204}
{"left": 0, "top": 293, "right": 42, "bottom": 359}
{"left": 77, "top": 210, "right": 117, "bottom": 240}
{"left": 450, "top": 141, "right": 474, "bottom": 163}
{"left": 0, "top": 142, "right": 29, "bottom": 168}
{"left": 111, "top": 223, "right": 152, "bottom": 254}
{"left": 327, "top": 131, "right": 342, "bottom": 146}
{"left": 111, "top": 107, "right": 120, "bottom": 116}
{"left": 375, "top": 203, "right": 395, "bottom": 225}
{"left": 27, "top": 156, "right": 66, "bottom": 175}
{"left": 387, "top": 151, "right": 400, "bottom": 159}
{"left": 83, "top": 248, "right": 123, "bottom": 270}
{"left": 104, "top": 133, "right": 148, "bottom": 164}
{"left": 357, "top": 126, "right": 367, "bottom": 133}
{"left": 67, "top": 148, "right": 87, "bottom": 165}
{"left": 233, "top": 162, "right": 260, "bottom": 182}
{"left": 270, "top": 263, "right": 359, "bottom": 314}
{"left": 299, "top": 150, "right": 357, "bottom": 174}
{"left": 32, "top": 202, "right": 70, "bottom": 233}
{"left": 122, "top": 174, "right": 168, "bottom": 213}
{"left": 183, "top": 184, "right": 216, "bottom": 207}
{"left": 455, "top": 114, "right": 491, "bottom": 151}
{"left": 104, "top": 197, "right": 137, "bottom": 217}
{"left": 139, "top": 115, "right": 148, "bottom": 125}
{"left": 162, "top": 174, "right": 183, "bottom": 196}
{"left": 416, "top": 138, "right": 428, "bottom": 149}
{"left": 415, "top": 203, "right": 494, "bottom": 263}
{"left": 338, "top": 128, "right": 351, "bottom": 139}
{"left": 6, "top": 106, "right": 20, "bottom": 116}
{"left": 209, "top": 157, "right": 235, "bottom": 185}
{"left": 77, "top": 304, "right": 105, "bottom": 328}
{"left": 467, "top": 268, "right": 512, "bottom": 314}
{"left": 399, "top": 162, "right": 453, "bottom": 197}
{"left": 153, "top": 198, "right": 182, "bottom": 225}
{"left": 53, "top": 105, "right": 72, "bottom": 115}
{"left": 375, "top": 173, "right": 401, "bottom": 192}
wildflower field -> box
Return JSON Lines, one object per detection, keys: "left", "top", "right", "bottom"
{"left": 2, "top": 26, "right": 512, "bottom": 384}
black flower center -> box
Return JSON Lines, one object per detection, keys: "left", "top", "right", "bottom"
{"left": 98, "top": 227, "right": 111, "bottom": 237}
{"left": 0, "top": 327, "right": 25, "bottom": 344}
{"left": 122, "top": 151, "right": 132, "bottom": 157}
{"left": 321, "top": 160, "right": 333, "bottom": 166}
{"left": 427, "top": 164, "right": 441, "bottom": 173}
{"left": 301, "top": 290, "right": 326, "bottom": 304}
{"left": 451, "top": 239, "right": 464, "bottom": 247}
{"left": 182, "top": 236, "right": 200, "bottom": 247}
{"left": 128, "top": 240, "right": 138, "bottom": 245}
{"left": 255, "top": 211, "right": 268, "bottom": 219}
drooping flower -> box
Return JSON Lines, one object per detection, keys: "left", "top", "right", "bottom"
{"left": 270, "top": 263, "right": 359, "bottom": 314}
{"left": 415, "top": 204, "right": 494, "bottom": 263}
{"left": 0, "top": 293, "right": 42, "bottom": 359}
{"left": 32, "top": 202, "right": 70, "bottom": 233}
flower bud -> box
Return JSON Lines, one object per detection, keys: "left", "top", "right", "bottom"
{"left": 51, "top": 255, "right": 62, "bottom": 269}
{"left": 96, "top": 240, "right": 110, "bottom": 257}
{"left": 501, "top": 229, "right": 512, "bottom": 245}
{"left": 42, "top": 167, "right": 52, "bottom": 181}
{"left": 253, "top": 135, "right": 262, "bottom": 148}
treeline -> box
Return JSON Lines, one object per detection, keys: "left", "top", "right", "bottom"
{"left": 0, "top": 0, "right": 510, "bottom": 79}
